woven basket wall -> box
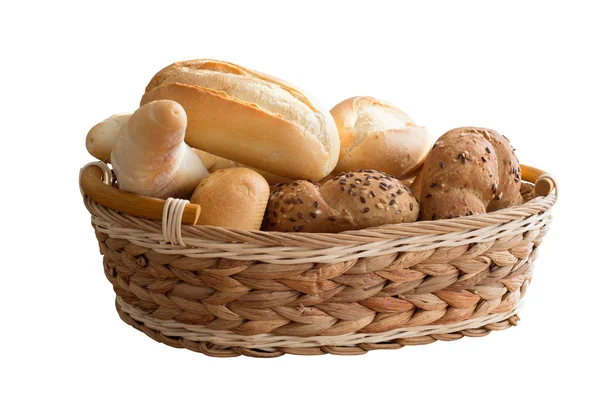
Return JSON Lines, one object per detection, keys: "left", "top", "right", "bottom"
{"left": 83, "top": 168, "right": 557, "bottom": 357}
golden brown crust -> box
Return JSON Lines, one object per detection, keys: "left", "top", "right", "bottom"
{"left": 330, "top": 97, "right": 432, "bottom": 179}
{"left": 142, "top": 59, "right": 339, "bottom": 181}
{"left": 262, "top": 170, "right": 419, "bottom": 233}
{"left": 190, "top": 168, "right": 269, "bottom": 230}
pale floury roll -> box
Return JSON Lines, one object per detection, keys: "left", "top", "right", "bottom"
{"left": 330, "top": 96, "right": 432, "bottom": 179}
{"left": 86, "top": 113, "right": 132, "bottom": 162}
{"left": 141, "top": 59, "right": 340, "bottom": 181}
{"left": 111, "top": 100, "right": 209, "bottom": 199}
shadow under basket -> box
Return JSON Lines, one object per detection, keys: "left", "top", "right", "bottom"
{"left": 80, "top": 162, "right": 558, "bottom": 357}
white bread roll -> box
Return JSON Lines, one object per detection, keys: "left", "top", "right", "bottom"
{"left": 111, "top": 100, "right": 209, "bottom": 199}
{"left": 141, "top": 59, "right": 340, "bottom": 181}
{"left": 86, "top": 113, "right": 131, "bottom": 162}
{"left": 190, "top": 168, "right": 270, "bottom": 230}
{"left": 330, "top": 97, "right": 432, "bottom": 179}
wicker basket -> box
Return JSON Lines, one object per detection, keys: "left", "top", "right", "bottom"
{"left": 80, "top": 162, "right": 558, "bottom": 357}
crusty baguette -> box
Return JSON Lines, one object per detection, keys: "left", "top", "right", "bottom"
{"left": 141, "top": 59, "right": 339, "bottom": 181}
{"left": 330, "top": 97, "right": 432, "bottom": 179}
{"left": 111, "top": 100, "right": 209, "bottom": 199}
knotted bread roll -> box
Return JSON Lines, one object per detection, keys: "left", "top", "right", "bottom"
{"left": 111, "top": 100, "right": 209, "bottom": 199}
{"left": 419, "top": 127, "right": 522, "bottom": 220}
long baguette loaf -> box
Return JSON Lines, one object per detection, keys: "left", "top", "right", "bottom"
{"left": 141, "top": 59, "right": 340, "bottom": 181}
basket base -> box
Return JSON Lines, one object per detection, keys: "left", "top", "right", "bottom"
{"left": 115, "top": 297, "right": 521, "bottom": 358}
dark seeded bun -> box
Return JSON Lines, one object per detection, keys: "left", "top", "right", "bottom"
{"left": 262, "top": 170, "right": 420, "bottom": 233}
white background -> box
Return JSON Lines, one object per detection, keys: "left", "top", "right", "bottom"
{"left": 2, "top": 1, "right": 599, "bottom": 399}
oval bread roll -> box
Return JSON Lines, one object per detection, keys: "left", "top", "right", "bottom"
{"left": 141, "top": 59, "right": 340, "bottom": 181}
{"left": 262, "top": 170, "right": 419, "bottom": 233}
{"left": 330, "top": 97, "right": 432, "bottom": 179}
{"left": 190, "top": 168, "right": 270, "bottom": 230}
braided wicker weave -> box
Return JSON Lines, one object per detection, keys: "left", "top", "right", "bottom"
{"left": 81, "top": 162, "right": 557, "bottom": 357}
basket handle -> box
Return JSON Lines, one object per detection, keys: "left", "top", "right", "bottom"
{"left": 79, "top": 162, "right": 201, "bottom": 225}
{"left": 520, "top": 164, "right": 558, "bottom": 199}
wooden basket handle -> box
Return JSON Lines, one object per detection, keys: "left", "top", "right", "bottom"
{"left": 79, "top": 162, "right": 201, "bottom": 225}
{"left": 520, "top": 165, "right": 559, "bottom": 199}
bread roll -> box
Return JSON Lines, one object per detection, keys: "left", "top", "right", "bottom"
{"left": 190, "top": 168, "right": 269, "bottom": 230}
{"left": 141, "top": 59, "right": 340, "bottom": 181}
{"left": 86, "top": 113, "right": 131, "bottom": 162}
{"left": 262, "top": 170, "right": 419, "bottom": 233}
{"left": 330, "top": 97, "right": 432, "bottom": 179}
{"left": 419, "top": 126, "right": 521, "bottom": 220}
{"left": 111, "top": 100, "right": 209, "bottom": 199}
{"left": 193, "top": 149, "right": 290, "bottom": 185}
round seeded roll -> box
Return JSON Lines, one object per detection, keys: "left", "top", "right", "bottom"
{"left": 262, "top": 170, "right": 419, "bottom": 233}
{"left": 330, "top": 97, "right": 432, "bottom": 179}
{"left": 190, "top": 167, "right": 270, "bottom": 230}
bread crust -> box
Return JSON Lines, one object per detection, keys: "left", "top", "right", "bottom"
{"left": 142, "top": 59, "right": 339, "bottom": 181}
{"left": 330, "top": 97, "right": 431, "bottom": 179}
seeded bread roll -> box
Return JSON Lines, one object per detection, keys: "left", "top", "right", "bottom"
{"left": 262, "top": 170, "right": 419, "bottom": 233}
{"left": 190, "top": 168, "right": 270, "bottom": 230}
{"left": 330, "top": 97, "right": 432, "bottom": 179}
{"left": 419, "top": 126, "right": 522, "bottom": 220}
{"left": 142, "top": 59, "right": 340, "bottom": 181}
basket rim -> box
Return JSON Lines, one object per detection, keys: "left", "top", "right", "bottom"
{"left": 82, "top": 162, "right": 557, "bottom": 263}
